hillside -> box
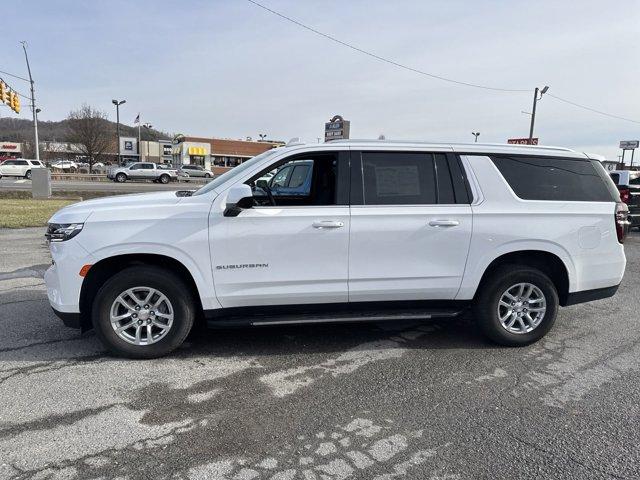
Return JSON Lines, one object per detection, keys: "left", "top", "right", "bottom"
{"left": 0, "top": 116, "right": 172, "bottom": 144}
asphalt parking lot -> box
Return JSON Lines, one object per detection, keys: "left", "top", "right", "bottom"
{"left": 1, "top": 228, "right": 639, "bottom": 480}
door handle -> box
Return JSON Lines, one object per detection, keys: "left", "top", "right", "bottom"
{"left": 313, "top": 220, "right": 344, "bottom": 229}
{"left": 429, "top": 219, "right": 460, "bottom": 227}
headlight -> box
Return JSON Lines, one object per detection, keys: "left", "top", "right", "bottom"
{"left": 45, "top": 223, "right": 84, "bottom": 242}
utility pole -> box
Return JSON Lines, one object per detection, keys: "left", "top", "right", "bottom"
{"left": 20, "top": 42, "right": 39, "bottom": 161}
{"left": 112, "top": 99, "right": 126, "bottom": 164}
{"left": 472, "top": 132, "right": 480, "bottom": 143}
{"left": 528, "top": 86, "right": 549, "bottom": 143}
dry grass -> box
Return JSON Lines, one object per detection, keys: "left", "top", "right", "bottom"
{"left": 0, "top": 199, "right": 77, "bottom": 228}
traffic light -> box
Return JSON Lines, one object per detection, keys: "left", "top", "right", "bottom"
{"left": 9, "top": 91, "right": 20, "bottom": 114}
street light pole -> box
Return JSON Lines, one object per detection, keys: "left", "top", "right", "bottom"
{"left": 20, "top": 42, "right": 39, "bottom": 161}
{"left": 112, "top": 99, "right": 126, "bottom": 164}
{"left": 472, "top": 132, "right": 480, "bottom": 143}
{"left": 528, "top": 86, "right": 549, "bottom": 142}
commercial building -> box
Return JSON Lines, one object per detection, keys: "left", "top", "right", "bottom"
{"left": 0, "top": 142, "right": 21, "bottom": 160}
{"left": 171, "top": 136, "right": 284, "bottom": 172}
{"left": 139, "top": 140, "right": 173, "bottom": 163}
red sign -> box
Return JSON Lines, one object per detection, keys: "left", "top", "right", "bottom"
{"left": 507, "top": 138, "right": 539, "bottom": 145}
{"left": 0, "top": 143, "right": 18, "bottom": 150}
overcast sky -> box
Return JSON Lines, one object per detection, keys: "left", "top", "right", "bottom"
{"left": 2, "top": 0, "right": 639, "bottom": 160}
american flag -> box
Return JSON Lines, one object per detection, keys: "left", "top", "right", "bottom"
{"left": 134, "top": 113, "right": 140, "bottom": 124}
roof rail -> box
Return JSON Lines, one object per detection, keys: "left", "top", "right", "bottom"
{"left": 323, "top": 139, "right": 575, "bottom": 152}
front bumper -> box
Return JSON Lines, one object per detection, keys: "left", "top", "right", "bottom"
{"left": 44, "top": 238, "right": 94, "bottom": 323}
{"left": 51, "top": 307, "right": 81, "bottom": 329}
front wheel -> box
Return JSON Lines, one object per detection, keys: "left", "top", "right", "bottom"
{"left": 92, "top": 266, "right": 196, "bottom": 358}
{"left": 25, "top": 170, "right": 32, "bottom": 180}
{"left": 115, "top": 173, "right": 127, "bottom": 183}
{"left": 473, "top": 265, "right": 558, "bottom": 346}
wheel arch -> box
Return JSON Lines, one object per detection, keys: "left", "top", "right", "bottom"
{"left": 79, "top": 253, "right": 204, "bottom": 331}
{"left": 472, "top": 250, "right": 571, "bottom": 306}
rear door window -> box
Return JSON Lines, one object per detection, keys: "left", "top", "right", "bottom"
{"left": 361, "top": 152, "right": 436, "bottom": 205}
{"left": 490, "top": 155, "right": 618, "bottom": 202}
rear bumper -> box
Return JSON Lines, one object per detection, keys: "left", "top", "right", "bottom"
{"left": 563, "top": 284, "right": 620, "bottom": 306}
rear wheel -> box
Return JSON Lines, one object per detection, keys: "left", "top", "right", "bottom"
{"left": 204, "top": 173, "right": 212, "bottom": 178}
{"left": 473, "top": 265, "right": 558, "bottom": 346}
{"left": 115, "top": 172, "right": 127, "bottom": 183}
{"left": 92, "top": 266, "right": 195, "bottom": 358}
{"left": 159, "top": 174, "right": 170, "bottom": 184}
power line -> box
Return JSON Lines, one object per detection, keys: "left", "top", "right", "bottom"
{"left": 246, "top": 0, "right": 640, "bottom": 125}
{"left": 546, "top": 93, "right": 640, "bottom": 125}
{"left": 245, "top": 0, "right": 528, "bottom": 93}
{"left": 0, "top": 69, "right": 29, "bottom": 83}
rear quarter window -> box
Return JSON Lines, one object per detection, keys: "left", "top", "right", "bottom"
{"left": 490, "top": 155, "right": 618, "bottom": 202}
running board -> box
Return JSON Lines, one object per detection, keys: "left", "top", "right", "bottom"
{"left": 205, "top": 307, "right": 465, "bottom": 329}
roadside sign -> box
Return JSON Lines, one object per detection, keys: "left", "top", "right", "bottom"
{"left": 507, "top": 138, "right": 539, "bottom": 145}
{"left": 325, "top": 115, "right": 350, "bottom": 142}
{"left": 619, "top": 140, "right": 639, "bottom": 149}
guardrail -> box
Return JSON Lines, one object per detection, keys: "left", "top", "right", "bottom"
{"left": 50, "top": 173, "right": 109, "bottom": 182}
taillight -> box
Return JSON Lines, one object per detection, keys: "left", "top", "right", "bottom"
{"left": 615, "top": 202, "right": 630, "bottom": 244}
{"left": 619, "top": 188, "right": 631, "bottom": 204}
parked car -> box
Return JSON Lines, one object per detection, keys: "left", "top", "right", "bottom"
{"left": 50, "top": 160, "right": 78, "bottom": 172}
{"left": 263, "top": 159, "right": 314, "bottom": 197}
{"left": 177, "top": 164, "right": 214, "bottom": 178}
{"left": 610, "top": 170, "right": 640, "bottom": 229}
{"left": 106, "top": 162, "right": 178, "bottom": 184}
{"left": 0, "top": 158, "right": 45, "bottom": 179}
{"left": 45, "top": 141, "right": 628, "bottom": 358}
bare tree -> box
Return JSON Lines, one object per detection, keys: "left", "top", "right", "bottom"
{"left": 66, "top": 104, "right": 112, "bottom": 169}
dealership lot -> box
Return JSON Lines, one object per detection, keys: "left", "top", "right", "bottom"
{"left": 0, "top": 228, "right": 639, "bottom": 479}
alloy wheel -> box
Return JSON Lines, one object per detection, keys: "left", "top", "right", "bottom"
{"left": 497, "top": 282, "right": 547, "bottom": 334}
{"left": 109, "top": 287, "right": 174, "bottom": 345}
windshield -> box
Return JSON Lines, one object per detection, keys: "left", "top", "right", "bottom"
{"left": 192, "top": 149, "right": 279, "bottom": 196}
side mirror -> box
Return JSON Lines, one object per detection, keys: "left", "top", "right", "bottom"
{"left": 224, "top": 184, "right": 254, "bottom": 217}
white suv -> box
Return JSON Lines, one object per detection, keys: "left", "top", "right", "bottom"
{"left": 0, "top": 158, "right": 45, "bottom": 179}
{"left": 44, "top": 141, "right": 628, "bottom": 358}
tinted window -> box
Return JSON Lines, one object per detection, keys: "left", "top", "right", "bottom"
{"left": 288, "top": 164, "right": 310, "bottom": 188}
{"left": 610, "top": 173, "right": 620, "bottom": 185}
{"left": 490, "top": 155, "right": 617, "bottom": 202}
{"left": 362, "top": 152, "right": 436, "bottom": 205}
{"left": 130, "top": 163, "right": 142, "bottom": 170}
{"left": 434, "top": 154, "right": 455, "bottom": 204}
{"left": 630, "top": 173, "right": 640, "bottom": 185}
{"left": 16, "top": 160, "right": 28, "bottom": 165}
{"left": 2, "top": 160, "right": 14, "bottom": 166}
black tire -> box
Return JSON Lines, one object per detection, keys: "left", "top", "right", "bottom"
{"left": 159, "top": 174, "right": 170, "bottom": 184}
{"left": 204, "top": 173, "right": 212, "bottom": 178}
{"left": 92, "top": 266, "right": 196, "bottom": 358}
{"left": 473, "top": 264, "right": 558, "bottom": 346}
{"left": 25, "top": 170, "right": 31, "bottom": 180}
{"left": 116, "top": 172, "right": 127, "bottom": 183}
